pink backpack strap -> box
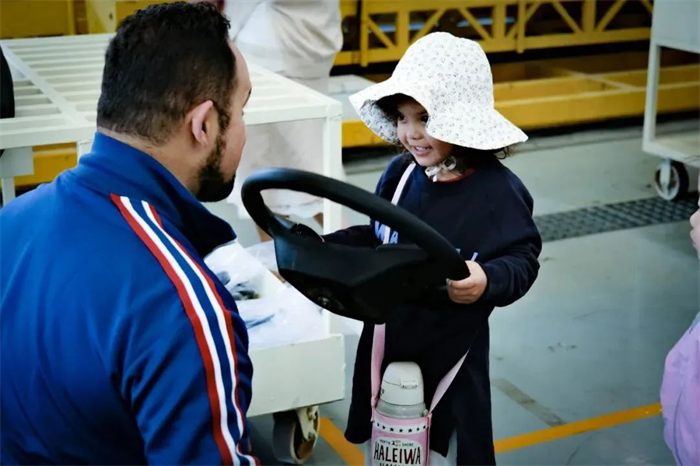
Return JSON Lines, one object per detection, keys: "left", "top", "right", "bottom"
{"left": 382, "top": 162, "right": 416, "bottom": 243}
{"left": 372, "top": 162, "right": 415, "bottom": 405}
{"left": 371, "top": 323, "right": 386, "bottom": 406}
{"left": 371, "top": 161, "right": 478, "bottom": 412}
{"left": 429, "top": 353, "right": 469, "bottom": 413}
{"left": 370, "top": 162, "right": 490, "bottom": 413}
{"left": 430, "top": 316, "right": 491, "bottom": 411}
{"left": 373, "top": 327, "right": 476, "bottom": 412}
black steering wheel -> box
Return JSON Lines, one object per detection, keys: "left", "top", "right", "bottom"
{"left": 242, "top": 168, "right": 469, "bottom": 324}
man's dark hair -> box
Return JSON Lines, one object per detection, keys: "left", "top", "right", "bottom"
{"left": 97, "top": 2, "right": 235, "bottom": 145}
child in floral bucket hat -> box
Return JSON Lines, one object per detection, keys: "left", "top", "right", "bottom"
{"left": 325, "top": 32, "right": 542, "bottom": 465}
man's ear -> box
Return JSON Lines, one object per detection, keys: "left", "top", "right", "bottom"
{"left": 190, "top": 100, "right": 216, "bottom": 146}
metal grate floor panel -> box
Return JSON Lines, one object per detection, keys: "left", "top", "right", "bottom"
{"left": 535, "top": 195, "right": 699, "bottom": 243}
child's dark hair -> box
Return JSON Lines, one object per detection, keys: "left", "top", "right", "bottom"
{"left": 376, "top": 94, "right": 512, "bottom": 173}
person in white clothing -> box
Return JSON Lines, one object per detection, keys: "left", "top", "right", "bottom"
{"left": 195, "top": 0, "right": 343, "bottom": 240}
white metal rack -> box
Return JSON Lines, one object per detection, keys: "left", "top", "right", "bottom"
{"left": 642, "top": 0, "right": 700, "bottom": 200}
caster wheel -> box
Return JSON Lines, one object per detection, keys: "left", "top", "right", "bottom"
{"left": 272, "top": 409, "right": 320, "bottom": 464}
{"left": 654, "top": 160, "right": 689, "bottom": 201}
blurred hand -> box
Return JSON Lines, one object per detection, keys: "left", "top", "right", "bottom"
{"left": 447, "top": 261, "right": 488, "bottom": 305}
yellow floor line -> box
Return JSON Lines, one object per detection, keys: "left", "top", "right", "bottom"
{"left": 320, "top": 403, "right": 662, "bottom": 464}
{"left": 494, "top": 402, "right": 662, "bottom": 454}
{"left": 320, "top": 417, "right": 365, "bottom": 466}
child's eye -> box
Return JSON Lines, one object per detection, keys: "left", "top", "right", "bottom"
{"left": 396, "top": 113, "right": 407, "bottom": 123}
{"left": 421, "top": 115, "right": 429, "bottom": 123}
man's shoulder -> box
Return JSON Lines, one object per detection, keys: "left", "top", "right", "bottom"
{"left": 1, "top": 184, "right": 176, "bottom": 283}
{"left": 0, "top": 181, "right": 55, "bottom": 222}
{"left": 1, "top": 184, "right": 216, "bottom": 313}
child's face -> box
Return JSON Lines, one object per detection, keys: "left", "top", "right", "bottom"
{"left": 395, "top": 99, "right": 454, "bottom": 167}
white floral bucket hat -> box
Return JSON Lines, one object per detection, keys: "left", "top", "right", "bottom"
{"left": 349, "top": 32, "right": 527, "bottom": 151}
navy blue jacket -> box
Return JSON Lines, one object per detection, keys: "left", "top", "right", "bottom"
{"left": 1, "top": 134, "right": 258, "bottom": 465}
{"left": 326, "top": 154, "right": 541, "bottom": 464}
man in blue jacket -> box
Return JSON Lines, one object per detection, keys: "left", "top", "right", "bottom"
{"left": 0, "top": 3, "right": 257, "bottom": 464}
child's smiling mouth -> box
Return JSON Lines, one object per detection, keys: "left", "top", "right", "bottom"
{"left": 410, "top": 145, "right": 432, "bottom": 156}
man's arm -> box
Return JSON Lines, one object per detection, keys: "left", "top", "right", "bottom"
{"left": 113, "top": 197, "right": 257, "bottom": 465}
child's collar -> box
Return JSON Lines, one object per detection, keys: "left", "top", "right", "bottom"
{"left": 424, "top": 156, "right": 457, "bottom": 182}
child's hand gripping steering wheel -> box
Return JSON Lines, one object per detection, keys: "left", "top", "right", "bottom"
{"left": 242, "top": 168, "right": 469, "bottom": 324}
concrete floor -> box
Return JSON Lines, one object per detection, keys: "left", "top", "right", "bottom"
{"left": 205, "top": 122, "right": 699, "bottom": 465}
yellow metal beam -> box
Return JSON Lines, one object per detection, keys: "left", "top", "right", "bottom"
{"left": 551, "top": 0, "right": 582, "bottom": 33}
{"left": 15, "top": 146, "right": 77, "bottom": 188}
{"left": 396, "top": 9, "right": 410, "bottom": 51}
{"left": 342, "top": 121, "right": 388, "bottom": 148}
{"left": 458, "top": 7, "right": 492, "bottom": 40}
{"left": 411, "top": 8, "right": 447, "bottom": 44}
{"left": 582, "top": 74, "right": 633, "bottom": 90}
{"left": 372, "top": 0, "right": 591, "bottom": 12}
{"left": 523, "top": 28, "right": 650, "bottom": 50}
{"left": 335, "top": 51, "right": 360, "bottom": 67}
{"left": 367, "top": 18, "right": 396, "bottom": 50}
{"left": 602, "top": 65, "right": 700, "bottom": 88}
{"left": 366, "top": 0, "right": 520, "bottom": 15}
{"left": 493, "top": 76, "right": 611, "bottom": 102}
{"left": 497, "top": 82, "right": 700, "bottom": 129}
{"left": 493, "top": 2, "right": 507, "bottom": 40}
{"left": 508, "top": 1, "right": 542, "bottom": 40}
{"left": 66, "top": 0, "right": 76, "bottom": 35}
{"left": 640, "top": 0, "right": 653, "bottom": 15}
{"left": 582, "top": 0, "right": 596, "bottom": 32}
{"left": 596, "top": 0, "right": 627, "bottom": 32}
{"left": 0, "top": 0, "right": 75, "bottom": 39}
{"left": 492, "top": 62, "right": 576, "bottom": 82}
{"left": 517, "top": 0, "right": 527, "bottom": 53}
{"left": 334, "top": 0, "right": 656, "bottom": 67}
{"left": 360, "top": 0, "right": 370, "bottom": 67}
{"left": 85, "top": 0, "right": 174, "bottom": 33}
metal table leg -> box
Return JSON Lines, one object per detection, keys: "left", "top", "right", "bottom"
{"left": 0, "top": 147, "right": 34, "bottom": 206}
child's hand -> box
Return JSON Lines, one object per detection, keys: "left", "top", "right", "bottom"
{"left": 447, "top": 261, "right": 488, "bottom": 304}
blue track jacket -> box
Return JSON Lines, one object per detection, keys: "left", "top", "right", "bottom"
{"left": 0, "top": 133, "right": 258, "bottom": 465}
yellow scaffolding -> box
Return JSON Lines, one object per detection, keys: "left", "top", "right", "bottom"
{"left": 0, "top": 0, "right": 656, "bottom": 59}
{"left": 84, "top": 0, "right": 172, "bottom": 33}
{"left": 336, "top": 0, "right": 653, "bottom": 67}
{"left": 0, "top": 0, "right": 75, "bottom": 39}
{"left": 0, "top": 0, "right": 656, "bottom": 62}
